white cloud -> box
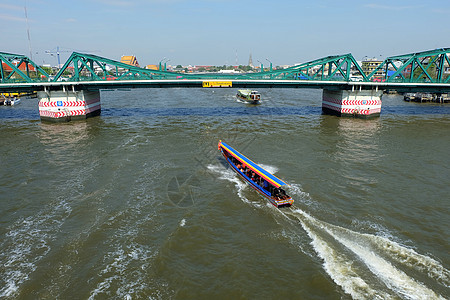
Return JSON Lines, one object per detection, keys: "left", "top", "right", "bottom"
{"left": 364, "top": 4, "right": 423, "bottom": 11}
{"left": 0, "top": 4, "right": 23, "bottom": 11}
{"left": 95, "top": 0, "right": 134, "bottom": 7}
{"left": 0, "top": 13, "right": 26, "bottom": 22}
{"left": 431, "top": 8, "right": 450, "bottom": 14}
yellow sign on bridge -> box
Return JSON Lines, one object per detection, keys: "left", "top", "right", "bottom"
{"left": 202, "top": 81, "right": 232, "bottom": 88}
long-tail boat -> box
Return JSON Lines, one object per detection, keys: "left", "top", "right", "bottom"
{"left": 218, "top": 140, "right": 294, "bottom": 208}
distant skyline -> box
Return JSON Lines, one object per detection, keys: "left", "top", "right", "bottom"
{"left": 1, "top": 0, "right": 449, "bottom": 67}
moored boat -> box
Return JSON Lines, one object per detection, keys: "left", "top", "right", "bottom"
{"left": 236, "top": 89, "right": 261, "bottom": 104}
{"left": 0, "top": 94, "right": 20, "bottom": 106}
{"left": 218, "top": 140, "right": 293, "bottom": 208}
{"left": 2, "top": 97, "right": 20, "bottom": 106}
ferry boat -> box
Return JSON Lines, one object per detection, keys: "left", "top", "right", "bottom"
{"left": 218, "top": 140, "right": 294, "bottom": 208}
{"left": 0, "top": 95, "right": 20, "bottom": 106}
{"left": 4, "top": 98, "right": 20, "bottom": 106}
{"left": 236, "top": 89, "right": 261, "bottom": 104}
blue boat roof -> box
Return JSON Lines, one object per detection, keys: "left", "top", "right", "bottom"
{"left": 219, "top": 140, "right": 288, "bottom": 188}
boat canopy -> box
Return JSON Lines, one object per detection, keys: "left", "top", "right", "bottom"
{"left": 218, "top": 140, "right": 288, "bottom": 188}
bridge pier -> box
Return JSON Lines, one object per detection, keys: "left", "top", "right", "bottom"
{"left": 322, "top": 88, "right": 382, "bottom": 118}
{"left": 38, "top": 90, "right": 101, "bottom": 122}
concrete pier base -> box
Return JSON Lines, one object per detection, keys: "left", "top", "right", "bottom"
{"left": 322, "top": 89, "right": 382, "bottom": 118}
{"left": 38, "top": 90, "right": 101, "bottom": 122}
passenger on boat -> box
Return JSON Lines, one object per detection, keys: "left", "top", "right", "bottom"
{"left": 257, "top": 177, "right": 263, "bottom": 186}
{"left": 273, "top": 187, "right": 279, "bottom": 196}
{"left": 272, "top": 187, "right": 282, "bottom": 199}
{"left": 272, "top": 187, "right": 288, "bottom": 200}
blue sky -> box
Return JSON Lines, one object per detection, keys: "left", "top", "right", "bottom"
{"left": 1, "top": 0, "right": 449, "bottom": 67}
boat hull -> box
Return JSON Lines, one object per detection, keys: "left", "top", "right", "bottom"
{"left": 2, "top": 98, "right": 20, "bottom": 106}
{"left": 236, "top": 94, "right": 260, "bottom": 105}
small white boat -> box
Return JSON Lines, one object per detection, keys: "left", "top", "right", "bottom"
{"left": 236, "top": 89, "right": 261, "bottom": 104}
{"left": 4, "top": 97, "right": 21, "bottom": 106}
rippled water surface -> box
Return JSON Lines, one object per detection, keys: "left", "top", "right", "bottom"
{"left": 0, "top": 88, "right": 449, "bottom": 299}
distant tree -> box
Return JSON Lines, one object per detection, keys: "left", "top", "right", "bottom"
{"left": 413, "top": 56, "right": 437, "bottom": 82}
{"left": 176, "top": 65, "right": 183, "bottom": 69}
{"left": 41, "top": 66, "right": 52, "bottom": 74}
{"left": 238, "top": 65, "right": 252, "bottom": 72}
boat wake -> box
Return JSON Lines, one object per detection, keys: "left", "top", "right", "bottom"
{"left": 0, "top": 199, "right": 72, "bottom": 298}
{"left": 283, "top": 208, "right": 448, "bottom": 299}
{"left": 209, "top": 163, "right": 449, "bottom": 299}
{"left": 207, "top": 164, "right": 266, "bottom": 208}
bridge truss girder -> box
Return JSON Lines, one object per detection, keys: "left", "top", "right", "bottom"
{"left": 1, "top": 48, "right": 450, "bottom": 86}
{"left": 367, "top": 48, "right": 450, "bottom": 83}
{"left": 0, "top": 52, "right": 49, "bottom": 83}
{"left": 239, "top": 54, "right": 368, "bottom": 82}
{"left": 53, "top": 52, "right": 185, "bottom": 82}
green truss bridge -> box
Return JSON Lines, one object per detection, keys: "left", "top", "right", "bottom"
{"left": 1, "top": 48, "right": 449, "bottom": 121}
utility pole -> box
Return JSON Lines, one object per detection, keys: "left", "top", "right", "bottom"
{"left": 257, "top": 60, "right": 264, "bottom": 72}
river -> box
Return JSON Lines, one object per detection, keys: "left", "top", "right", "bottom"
{"left": 0, "top": 88, "right": 449, "bottom": 299}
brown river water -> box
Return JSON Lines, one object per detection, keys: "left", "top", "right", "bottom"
{"left": 0, "top": 88, "right": 449, "bottom": 299}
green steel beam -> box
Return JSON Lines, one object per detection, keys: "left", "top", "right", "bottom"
{"left": 0, "top": 52, "right": 49, "bottom": 83}
{"left": 53, "top": 52, "right": 186, "bottom": 82}
{"left": 379, "top": 48, "right": 450, "bottom": 83}
{"left": 0, "top": 58, "right": 4, "bottom": 80}
{"left": 238, "top": 53, "right": 367, "bottom": 82}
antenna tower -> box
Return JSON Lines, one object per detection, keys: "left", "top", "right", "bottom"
{"left": 24, "top": 5, "right": 32, "bottom": 60}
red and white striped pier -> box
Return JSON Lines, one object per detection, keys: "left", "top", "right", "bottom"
{"left": 38, "top": 90, "right": 101, "bottom": 122}
{"left": 322, "top": 89, "right": 382, "bottom": 118}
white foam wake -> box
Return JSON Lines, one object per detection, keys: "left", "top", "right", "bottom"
{"left": 207, "top": 164, "right": 263, "bottom": 208}
{"left": 299, "top": 216, "right": 388, "bottom": 299}
{"left": 287, "top": 209, "right": 448, "bottom": 299}
{"left": 87, "top": 210, "right": 160, "bottom": 299}
{"left": 0, "top": 200, "right": 72, "bottom": 298}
